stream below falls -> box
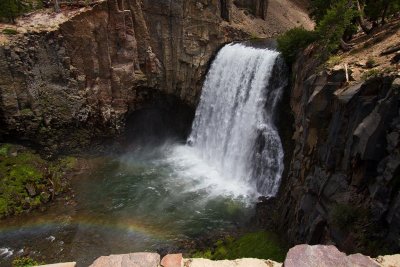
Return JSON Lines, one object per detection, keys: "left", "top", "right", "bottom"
{"left": 0, "top": 144, "right": 256, "bottom": 266}
{"left": 0, "top": 43, "right": 287, "bottom": 266}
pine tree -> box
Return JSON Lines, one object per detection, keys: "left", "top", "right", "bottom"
{"left": 310, "top": 0, "right": 333, "bottom": 23}
{"left": 0, "top": 0, "right": 46, "bottom": 23}
{"left": 316, "top": 0, "right": 358, "bottom": 54}
{"left": 0, "top": 0, "right": 19, "bottom": 23}
{"left": 364, "top": 0, "right": 400, "bottom": 25}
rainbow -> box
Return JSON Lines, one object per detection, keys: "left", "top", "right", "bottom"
{"left": 0, "top": 214, "right": 172, "bottom": 241}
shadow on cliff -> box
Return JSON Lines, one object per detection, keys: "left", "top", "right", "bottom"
{"left": 123, "top": 92, "right": 195, "bottom": 152}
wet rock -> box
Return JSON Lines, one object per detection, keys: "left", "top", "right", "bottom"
{"left": 284, "top": 245, "right": 380, "bottom": 267}
{"left": 89, "top": 252, "right": 160, "bottom": 267}
{"left": 22, "top": 197, "right": 31, "bottom": 210}
{"left": 40, "top": 191, "right": 51, "bottom": 203}
{"left": 25, "top": 183, "right": 37, "bottom": 197}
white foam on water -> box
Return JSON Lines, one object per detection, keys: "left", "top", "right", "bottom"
{"left": 165, "top": 145, "right": 256, "bottom": 198}
{"left": 186, "top": 43, "right": 285, "bottom": 197}
{"left": 0, "top": 248, "right": 13, "bottom": 258}
{"left": 123, "top": 44, "right": 286, "bottom": 201}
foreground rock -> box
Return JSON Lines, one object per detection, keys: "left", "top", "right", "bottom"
{"left": 184, "top": 258, "right": 282, "bottom": 267}
{"left": 161, "top": 254, "right": 183, "bottom": 267}
{"left": 37, "top": 263, "right": 76, "bottom": 267}
{"left": 89, "top": 252, "right": 160, "bottom": 267}
{"left": 86, "top": 253, "right": 282, "bottom": 267}
{"left": 40, "top": 245, "right": 397, "bottom": 267}
{"left": 376, "top": 255, "right": 400, "bottom": 267}
{"left": 284, "top": 245, "right": 379, "bottom": 267}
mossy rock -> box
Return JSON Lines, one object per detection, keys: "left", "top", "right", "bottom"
{"left": 12, "top": 256, "right": 43, "bottom": 267}
{"left": 0, "top": 143, "right": 77, "bottom": 218}
{"left": 191, "top": 231, "right": 286, "bottom": 262}
{"left": 0, "top": 143, "right": 11, "bottom": 157}
{"left": 2, "top": 28, "right": 18, "bottom": 35}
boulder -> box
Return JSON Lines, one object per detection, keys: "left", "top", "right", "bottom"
{"left": 375, "top": 254, "right": 400, "bottom": 267}
{"left": 89, "top": 252, "right": 160, "bottom": 267}
{"left": 284, "top": 245, "right": 380, "bottom": 267}
{"left": 161, "top": 253, "right": 183, "bottom": 267}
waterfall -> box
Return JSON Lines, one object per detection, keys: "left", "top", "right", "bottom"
{"left": 188, "top": 43, "right": 287, "bottom": 197}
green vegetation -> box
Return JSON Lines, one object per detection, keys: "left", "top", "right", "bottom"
{"left": 249, "top": 32, "right": 262, "bottom": 40}
{"left": 277, "top": 0, "right": 400, "bottom": 64}
{"left": 277, "top": 28, "right": 317, "bottom": 64}
{"left": 0, "top": 0, "right": 43, "bottom": 23}
{"left": 191, "top": 231, "right": 286, "bottom": 262}
{"left": 325, "top": 55, "right": 342, "bottom": 67}
{"left": 331, "top": 203, "right": 392, "bottom": 256}
{"left": 365, "top": 57, "right": 376, "bottom": 68}
{"left": 364, "top": 0, "right": 400, "bottom": 24}
{"left": 278, "top": 0, "right": 357, "bottom": 63}
{"left": 315, "top": 0, "right": 358, "bottom": 55}
{"left": 2, "top": 28, "right": 18, "bottom": 35}
{"left": 0, "top": 143, "right": 77, "bottom": 218}
{"left": 0, "top": 143, "right": 11, "bottom": 156}
{"left": 311, "top": 0, "right": 400, "bottom": 25}
{"left": 12, "top": 257, "right": 43, "bottom": 267}
{"left": 331, "top": 203, "right": 367, "bottom": 231}
{"left": 361, "top": 69, "right": 380, "bottom": 80}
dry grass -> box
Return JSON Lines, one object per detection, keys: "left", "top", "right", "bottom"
{"left": 326, "top": 18, "right": 400, "bottom": 81}
{"left": 0, "top": 2, "right": 104, "bottom": 45}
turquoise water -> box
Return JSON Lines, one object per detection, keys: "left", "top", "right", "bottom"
{"left": 0, "top": 143, "right": 256, "bottom": 266}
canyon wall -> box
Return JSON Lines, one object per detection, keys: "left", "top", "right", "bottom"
{"left": 0, "top": 0, "right": 312, "bottom": 153}
{"left": 233, "top": 0, "right": 268, "bottom": 19}
{"left": 274, "top": 45, "right": 400, "bottom": 255}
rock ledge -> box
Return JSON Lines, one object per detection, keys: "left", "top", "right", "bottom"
{"left": 37, "top": 245, "right": 400, "bottom": 267}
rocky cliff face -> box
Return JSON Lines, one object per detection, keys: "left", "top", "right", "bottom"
{"left": 0, "top": 0, "right": 312, "bottom": 153}
{"left": 233, "top": 0, "right": 268, "bottom": 19}
{"left": 275, "top": 43, "right": 400, "bottom": 255}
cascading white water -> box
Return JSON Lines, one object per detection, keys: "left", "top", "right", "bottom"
{"left": 187, "top": 43, "right": 286, "bottom": 197}
{"left": 0, "top": 44, "right": 288, "bottom": 265}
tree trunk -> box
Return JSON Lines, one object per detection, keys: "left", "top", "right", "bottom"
{"left": 381, "top": 0, "right": 390, "bottom": 25}
{"left": 356, "top": 0, "right": 364, "bottom": 20}
{"left": 340, "top": 38, "right": 352, "bottom": 51}
{"left": 356, "top": 0, "right": 372, "bottom": 34}
{"left": 54, "top": 0, "right": 60, "bottom": 12}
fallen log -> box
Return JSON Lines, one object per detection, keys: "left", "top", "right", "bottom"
{"left": 380, "top": 43, "right": 400, "bottom": 55}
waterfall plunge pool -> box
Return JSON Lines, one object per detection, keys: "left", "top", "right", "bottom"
{"left": 0, "top": 145, "right": 256, "bottom": 266}
{"left": 0, "top": 43, "right": 287, "bottom": 266}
